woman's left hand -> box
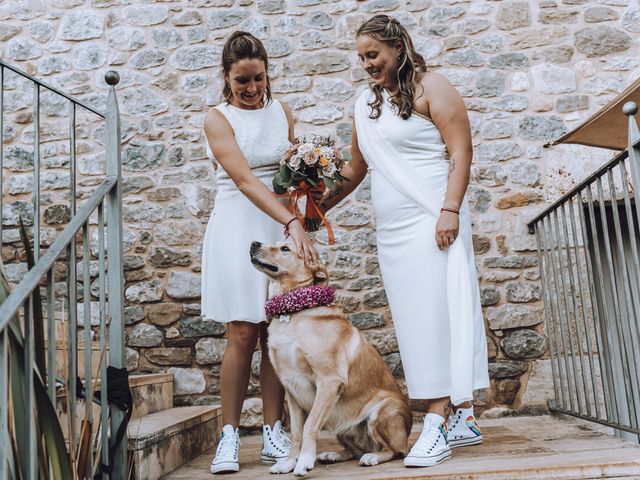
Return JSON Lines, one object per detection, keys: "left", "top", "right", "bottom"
{"left": 436, "top": 211, "right": 459, "bottom": 250}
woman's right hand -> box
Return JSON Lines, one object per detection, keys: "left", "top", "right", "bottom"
{"left": 287, "top": 219, "right": 320, "bottom": 265}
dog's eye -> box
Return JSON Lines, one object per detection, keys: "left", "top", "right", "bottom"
{"left": 280, "top": 245, "right": 291, "bottom": 252}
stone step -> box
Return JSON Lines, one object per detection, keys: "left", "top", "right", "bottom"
{"left": 128, "top": 405, "right": 222, "bottom": 480}
{"left": 165, "top": 415, "right": 640, "bottom": 479}
{"left": 56, "top": 372, "right": 174, "bottom": 441}
{"left": 129, "top": 373, "right": 174, "bottom": 419}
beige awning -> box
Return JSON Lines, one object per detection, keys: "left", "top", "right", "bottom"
{"left": 547, "top": 76, "right": 640, "bottom": 151}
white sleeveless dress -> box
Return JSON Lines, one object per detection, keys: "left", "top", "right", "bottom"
{"left": 201, "top": 100, "right": 290, "bottom": 323}
{"left": 355, "top": 89, "right": 489, "bottom": 404}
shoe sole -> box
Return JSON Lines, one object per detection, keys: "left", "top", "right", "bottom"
{"left": 210, "top": 461, "right": 239, "bottom": 474}
{"left": 404, "top": 449, "right": 452, "bottom": 467}
{"left": 449, "top": 436, "right": 483, "bottom": 448}
{"left": 260, "top": 454, "right": 287, "bottom": 464}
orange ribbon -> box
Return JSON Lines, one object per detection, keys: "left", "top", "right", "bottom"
{"left": 279, "top": 181, "right": 335, "bottom": 245}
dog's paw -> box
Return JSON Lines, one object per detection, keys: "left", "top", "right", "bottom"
{"left": 293, "top": 453, "right": 315, "bottom": 477}
{"left": 317, "top": 451, "right": 340, "bottom": 463}
{"left": 359, "top": 453, "right": 379, "bottom": 466}
{"left": 270, "top": 458, "right": 296, "bottom": 474}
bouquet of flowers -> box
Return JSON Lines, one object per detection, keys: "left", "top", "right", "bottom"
{"left": 273, "top": 136, "right": 347, "bottom": 242}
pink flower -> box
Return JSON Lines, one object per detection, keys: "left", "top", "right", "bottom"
{"left": 304, "top": 151, "right": 317, "bottom": 166}
{"left": 265, "top": 285, "right": 335, "bottom": 318}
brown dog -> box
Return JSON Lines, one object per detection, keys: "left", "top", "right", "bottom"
{"left": 250, "top": 240, "right": 412, "bottom": 477}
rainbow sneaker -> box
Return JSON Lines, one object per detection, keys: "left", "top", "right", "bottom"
{"left": 404, "top": 413, "right": 452, "bottom": 467}
{"left": 446, "top": 407, "right": 483, "bottom": 448}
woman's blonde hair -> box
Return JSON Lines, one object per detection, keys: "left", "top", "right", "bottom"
{"left": 221, "top": 31, "right": 272, "bottom": 106}
{"left": 356, "top": 15, "right": 426, "bottom": 120}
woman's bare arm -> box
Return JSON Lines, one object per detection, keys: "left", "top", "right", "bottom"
{"left": 281, "top": 101, "right": 296, "bottom": 144}
{"left": 321, "top": 123, "right": 369, "bottom": 211}
{"left": 204, "top": 108, "right": 318, "bottom": 263}
{"left": 417, "top": 73, "right": 473, "bottom": 250}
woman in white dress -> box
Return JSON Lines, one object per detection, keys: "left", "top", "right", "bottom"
{"left": 201, "top": 31, "right": 319, "bottom": 475}
{"left": 322, "top": 15, "right": 489, "bottom": 468}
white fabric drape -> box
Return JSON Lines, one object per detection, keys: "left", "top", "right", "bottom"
{"left": 354, "top": 91, "right": 488, "bottom": 405}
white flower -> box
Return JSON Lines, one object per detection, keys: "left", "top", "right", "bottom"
{"left": 322, "top": 162, "right": 337, "bottom": 178}
{"left": 303, "top": 151, "right": 318, "bottom": 166}
{"left": 298, "top": 143, "right": 314, "bottom": 155}
{"left": 289, "top": 155, "right": 302, "bottom": 169}
{"left": 319, "top": 146, "right": 334, "bottom": 159}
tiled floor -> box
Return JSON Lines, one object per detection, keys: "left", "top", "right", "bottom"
{"left": 166, "top": 414, "right": 640, "bottom": 479}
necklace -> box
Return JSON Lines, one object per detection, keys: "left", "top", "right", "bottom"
{"left": 265, "top": 285, "right": 335, "bottom": 322}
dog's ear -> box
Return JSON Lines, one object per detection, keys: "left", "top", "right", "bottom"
{"left": 312, "top": 266, "right": 329, "bottom": 286}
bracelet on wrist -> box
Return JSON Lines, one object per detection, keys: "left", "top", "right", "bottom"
{"left": 283, "top": 217, "right": 298, "bottom": 238}
{"left": 440, "top": 207, "right": 459, "bottom": 215}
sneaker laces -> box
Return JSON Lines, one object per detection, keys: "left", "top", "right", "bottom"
{"left": 411, "top": 421, "right": 443, "bottom": 455}
{"left": 273, "top": 424, "right": 292, "bottom": 449}
{"left": 448, "top": 409, "right": 461, "bottom": 428}
{"left": 216, "top": 430, "right": 240, "bottom": 459}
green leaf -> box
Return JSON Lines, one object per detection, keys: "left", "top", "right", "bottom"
{"left": 280, "top": 164, "right": 292, "bottom": 182}
{"left": 35, "top": 371, "right": 73, "bottom": 480}
{"left": 273, "top": 182, "right": 287, "bottom": 195}
{"left": 1, "top": 253, "right": 73, "bottom": 480}
{"left": 19, "top": 219, "right": 46, "bottom": 377}
{"left": 323, "top": 176, "right": 335, "bottom": 190}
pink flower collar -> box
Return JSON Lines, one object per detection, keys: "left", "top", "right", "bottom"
{"left": 265, "top": 285, "right": 335, "bottom": 322}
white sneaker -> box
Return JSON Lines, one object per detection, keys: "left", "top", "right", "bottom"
{"left": 446, "top": 406, "right": 483, "bottom": 448}
{"left": 261, "top": 420, "right": 291, "bottom": 463}
{"left": 211, "top": 424, "right": 240, "bottom": 474}
{"left": 404, "top": 413, "right": 452, "bottom": 468}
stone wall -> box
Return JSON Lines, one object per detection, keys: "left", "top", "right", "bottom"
{"left": 1, "top": 0, "right": 639, "bottom": 423}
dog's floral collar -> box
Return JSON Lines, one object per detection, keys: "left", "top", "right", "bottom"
{"left": 265, "top": 285, "right": 335, "bottom": 322}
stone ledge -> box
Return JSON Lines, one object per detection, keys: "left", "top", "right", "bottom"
{"left": 128, "top": 405, "right": 221, "bottom": 450}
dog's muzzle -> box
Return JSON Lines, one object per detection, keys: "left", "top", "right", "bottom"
{"left": 250, "top": 241, "right": 262, "bottom": 255}
{"left": 250, "top": 241, "right": 278, "bottom": 272}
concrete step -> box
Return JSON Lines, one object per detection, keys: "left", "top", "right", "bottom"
{"left": 128, "top": 405, "right": 222, "bottom": 480}
{"left": 165, "top": 415, "right": 640, "bottom": 479}
{"left": 56, "top": 372, "right": 174, "bottom": 439}
{"left": 129, "top": 373, "right": 174, "bottom": 419}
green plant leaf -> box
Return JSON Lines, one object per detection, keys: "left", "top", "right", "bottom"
{"left": 273, "top": 182, "right": 287, "bottom": 195}
{"left": 1, "top": 257, "right": 73, "bottom": 480}
{"left": 19, "top": 219, "right": 46, "bottom": 379}
{"left": 279, "top": 164, "right": 291, "bottom": 182}
{"left": 323, "top": 176, "right": 335, "bottom": 190}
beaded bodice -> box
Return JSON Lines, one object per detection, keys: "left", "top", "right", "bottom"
{"left": 206, "top": 100, "right": 290, "bottom": 198}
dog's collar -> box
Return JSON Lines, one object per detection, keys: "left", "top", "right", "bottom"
{"left": 265, "top": 285, "right": 335, "bottom": 322}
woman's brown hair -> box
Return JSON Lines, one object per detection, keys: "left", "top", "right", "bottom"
{"left": 221, "top": 31, "right": 272, "bottom": 106}
{"left": 356, "top": 15, "right": 427, "bottom": 120}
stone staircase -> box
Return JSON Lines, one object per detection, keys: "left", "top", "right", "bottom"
{"left": 127, "top": 373, "right": 222, "bottom": 479}
{"left": 55, "top": 371, "right": 222, "bottom": 479}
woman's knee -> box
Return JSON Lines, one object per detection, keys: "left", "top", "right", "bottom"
{"left": 227, "top": 322, "right": 260, "bottom": 352}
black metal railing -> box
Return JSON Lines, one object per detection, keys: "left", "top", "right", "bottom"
{"left": 528, "top": 102, "right": 640, "bottom": 440}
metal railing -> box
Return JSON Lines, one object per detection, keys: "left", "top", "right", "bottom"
{"left": 0, "top": 61, "right": 126, "bottom": 478}
{"left": 528, "top": 102, "right": 640, "bottom": 440}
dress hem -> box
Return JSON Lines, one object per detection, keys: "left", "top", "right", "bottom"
{"left": 202, "top": 316, "right": 267, "bottom": 324}
{"left": 407, "top": 381, "right": 490, "bottom": 403}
